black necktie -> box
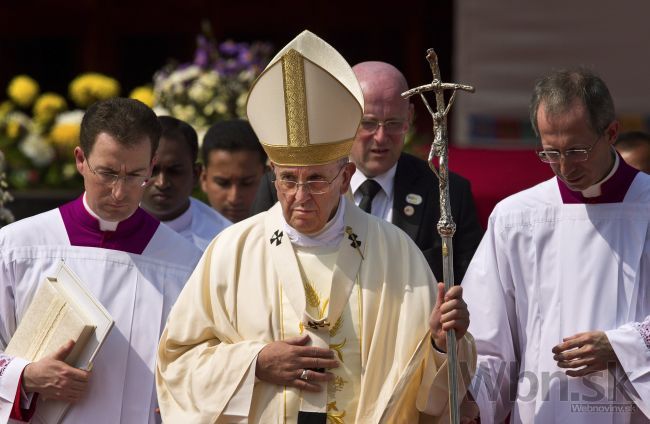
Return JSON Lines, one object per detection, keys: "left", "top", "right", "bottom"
{"left": 357, "top": 179, "right": 381, "bottom": 214}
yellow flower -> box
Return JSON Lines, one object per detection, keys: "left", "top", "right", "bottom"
{"left": 49, "top": 110, "right": 84, "bottom": 151}
{"left": 33, "top": 93, "right": 67, "bottom": 123}
{"left": 0, "top": 101, "right": 13, "bottom": 119}
{"left": 129, "top": 86, "right": 154, "bottom": 108}
{"left": 6, "top": 121, "right": 22, "bottom": 139}
{"left": 4, "top": 111, "right": 31, "bottom": 140}
{"left": 69, "top": 73, "right": 120, "bottom": 108}
{"left": 50, "top": 123, "right": 80, "bottom": 150}
{"left": 7, "top": 75, "right": 40, "bottom": 108}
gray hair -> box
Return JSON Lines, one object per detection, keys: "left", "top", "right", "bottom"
{"left": 529, "top": 68, "right": 615, "bottom": 137}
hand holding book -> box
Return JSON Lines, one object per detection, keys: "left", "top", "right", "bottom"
{"left": 22, "top": 340, "right": 90, "bottom": 403}
{"left": 4, "top": 262, "right": 114, "bottom": 423}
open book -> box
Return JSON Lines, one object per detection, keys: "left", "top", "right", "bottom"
{"left": 5, "top": 261, "right": 114, "bottom": 423}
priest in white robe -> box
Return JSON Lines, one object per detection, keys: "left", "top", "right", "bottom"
{"left": 161, "top": 197, "right": 230, "bottom": 251}
{"left": 156, "top": 30, "right": 477, "bottom": 424}
{"left": 0, "top": 98, "right": 202, "bottom": 423}
{"left": 142, "top": 115, "right": 231, "bottom": 251}
{"left": 462, "top": 68, "right": 650, "bottom": 423}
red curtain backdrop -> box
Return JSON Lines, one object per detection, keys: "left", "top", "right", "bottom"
{"left": 448, "top": 147, "right": 555, "bottom": 229}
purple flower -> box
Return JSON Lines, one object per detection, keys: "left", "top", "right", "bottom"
{"left": 194, "top": 35, "right": 215, "bottom": 68}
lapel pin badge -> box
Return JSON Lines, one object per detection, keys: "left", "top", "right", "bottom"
{"left": 404, "top": 205, "right": 415, "bottom": 216}
{"left": 405, "top": 193, "right": 422, "bottom": 205}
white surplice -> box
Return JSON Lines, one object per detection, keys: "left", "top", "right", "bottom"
{"left": 463, "top": 173, "right": 650, "bottom": 423}
{"left": 156, "top": 197, "right": 477, "bottom": 423}
{"left": 0, "top": 207, "right": 201, "bottom": 423}
{"left": 163, "top": 198, "right": 231, "bottom": 251}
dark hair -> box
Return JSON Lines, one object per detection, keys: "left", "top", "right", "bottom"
{"left": 529, "top": 68, "right": 615, "bottom": 137}
{"left": 201, "top": 119, "right": 266, "bottom": 166}
{"left": 158, "top": 116, "right": 199, "bottom": 162}
{"left": 615, "top": 131, "right": 650, "bottom": 149}
{"left": 80, "top": 97, "right": 161, "bottom": 158}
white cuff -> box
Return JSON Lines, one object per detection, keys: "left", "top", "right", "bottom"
{"left": 0, "top": 354, "right": 30, "bottom": 424}
{"left": 221, "top": 354, "right": 257, "bottom": 421}
{"left": 0, "top": 355, "right": 29, "bottom": 402}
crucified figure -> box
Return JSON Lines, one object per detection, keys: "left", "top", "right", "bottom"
{"left": 401, "top": 48, "right": 475, "bottom": 424}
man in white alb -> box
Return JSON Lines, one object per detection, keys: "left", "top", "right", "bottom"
{"left": 462, "top": 68, "right": 650, "bottom": 423}
{"left": 0, "top": 98, "right": 201, "bottom": 423}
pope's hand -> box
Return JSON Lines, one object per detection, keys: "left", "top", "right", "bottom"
{"left": 22, "top": 340, "right": 91, "bottom": 402}
{"left": 429, "top": 283, "right": 469, "bottom": 352}
{"left": 552, "top": 331, "right": 617, "bottom": 377}
{"left": 256, "top": 335, "right": 339, "bottom": 392}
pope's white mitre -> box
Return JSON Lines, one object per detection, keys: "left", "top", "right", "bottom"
{"left": 246, "top": 30, "right": 364, "bottom": 166}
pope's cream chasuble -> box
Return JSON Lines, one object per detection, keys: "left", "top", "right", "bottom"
{"left": 157, "top": 197, "right": 476, "bottom": 423}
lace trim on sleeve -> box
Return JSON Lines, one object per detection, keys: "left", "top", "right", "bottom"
{"left": 633, "top": 320, "right": 650, "bottom": 350}
{"left": 0, "top": 354, "right": 13, "bottom": 377}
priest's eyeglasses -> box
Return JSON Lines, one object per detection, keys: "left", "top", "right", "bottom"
{"left": 86, "top": 159, "right": 149, "bottom": 187}
{"left": 537, "top": 133, "right": 603, "bottom": 164}
{"left": 274, "top": 166, "right": 345, "bottom": 195}
{"left": 359, "top": 118, "right": 408, "bottom": 135}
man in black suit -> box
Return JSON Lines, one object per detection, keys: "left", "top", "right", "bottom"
{"left": 251, "top": 61, "right": 483, "bottom": 283}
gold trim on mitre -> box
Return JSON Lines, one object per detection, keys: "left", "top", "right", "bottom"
{"left": 246, "top": 30, "right": 364, "bottom": 167}
{"left": 261, "top": 138, "right": 354, "bottom": 166}
{"left": 282, "top": 49, "right": 309, "bottom": 149}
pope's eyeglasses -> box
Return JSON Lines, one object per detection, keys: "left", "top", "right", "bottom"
{"left": 274, "top": 165, "right": 346, "bottom": 195}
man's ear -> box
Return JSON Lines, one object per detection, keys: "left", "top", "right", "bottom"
{"left": 605, "top": 120, "right": 619, "bottom": 146}
{"left": 199, "top": 166, "right": 208, "bottom": 191}
{"left": 74, "top": 147, "right": 85, "bottom": 174}
{"left": 339, "top": 162, "right": 356, "bottom": 194}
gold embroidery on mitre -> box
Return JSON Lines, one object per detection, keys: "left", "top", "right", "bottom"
{"left": 261, "top": 138, "right": 354, "bottom": 166}
{"left": 281, "top": 49, "right": 309, "bottom": 149}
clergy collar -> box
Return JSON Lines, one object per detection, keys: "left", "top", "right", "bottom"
{"left": 284, "top": 196, "right": 346, "bottom": 248}
{"left": 161, "top": 202, "right": 193, "bottom": 233}
{"left": 59, "top": 194, "right": 160, "bottom": 254}
{"left": 83, "top": 192, "right": 120, "bottom": 231}
{"left": 350, "top": 162, "right": 397, "bottom": 199}
{"left": 557, "top": 151, "right": 639, "bottom": 204}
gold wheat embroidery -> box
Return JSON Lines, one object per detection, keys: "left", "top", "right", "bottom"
{"left": 328, "top": 374, "right": 348, "bottom": 397}
{"left": 329, "top": 339, "right": 347, "bottom": 362}
{"left": 303, "top": 280, "right": 321, "bottom": 309}
{"left": 327, "top": 402, "right": 346, "bottom": 424}
{"left": 329, "top": 316, "right": 343, "bottom": 337}
{"left": 319, "top": 298, "right": 330, "bottom": 319}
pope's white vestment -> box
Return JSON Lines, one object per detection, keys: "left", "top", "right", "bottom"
{"left": 156, "top": 197, "right": 477, "bottom": 423}
{"left": 463, "top": 161, "right": 650, "bottom": 424}
{"left": 162, "top": 197, "right": 231, "bottom": 251}
{"left": 0, "top": 196, "right": 202, "bottom": 423}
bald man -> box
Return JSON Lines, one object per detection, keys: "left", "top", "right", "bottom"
{"left": 252, "top": 61, "right": 483, "bottom": 283}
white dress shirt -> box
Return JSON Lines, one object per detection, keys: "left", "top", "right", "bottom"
{"left": 350, "top": 163, "right": 397, "bottom": 221}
